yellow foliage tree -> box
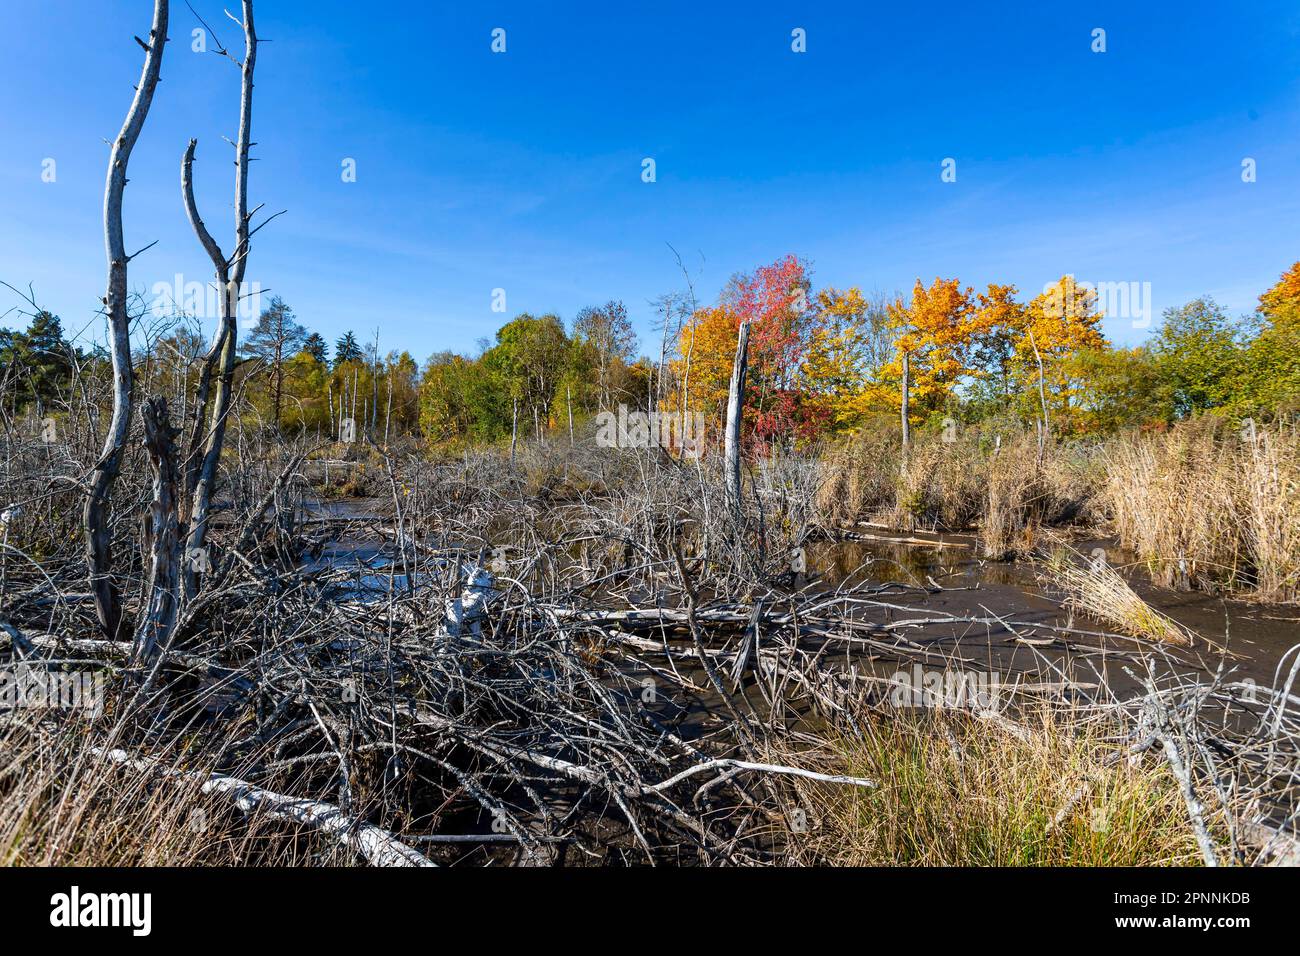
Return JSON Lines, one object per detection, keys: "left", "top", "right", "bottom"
{"left": 1258, "top": 261, "right": 1300, "bottom": 317}
{"left": 671, "top": 306, "right": 737, "bottom": 420}
{"left": 884, "top": 278, "right": 976, "bottom": 414}
{"left": 969, "top": 283, "right": 1029, "bottom": 401}
{"left": 800, "top": 287, "right": 881, "bottom": 428}
{"left": 1016, "top": 276, "right": 1107, "bottom": 431}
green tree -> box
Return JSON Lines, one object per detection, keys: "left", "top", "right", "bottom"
{"left": 333, "top": 330, "right": 364, "bottom": 368}
{"left": 572, "top": 300, "right": 636, "bottom": 410}
{"left": 303, "top": 332, "right": 329, "bottom": 365}
{"left": 419, "top": 351, "right": 509, "bottom": 444}
{"left": 241, "top": 296, "right": 307, "bottom": 428}
{"left": 0, "top": 311, "right": 73, "bottom": 413}
{"left": 483, "top": 313, "right": 570, "bottom": 435}
{"left": 1150, "top": 299, "right": 1244, "bottom": 419}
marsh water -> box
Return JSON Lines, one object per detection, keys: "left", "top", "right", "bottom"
{"left": 299, "top": 496, "right": 1300, "bottom": 701}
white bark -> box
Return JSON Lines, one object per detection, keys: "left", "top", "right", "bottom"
{"left": 97, "top": 748, "right": 434, "bottom": 867}
{"left": 181, "top": 0, "right": 259, "bottom": 602}
{"left": 724, "top": 320, "right": 750, "bottom": 516}
{"left": 85, "top": 0, "right": 170, "bottom": 637}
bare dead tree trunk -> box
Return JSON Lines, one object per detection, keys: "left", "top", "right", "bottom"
{"left": 1027, "top": 329, "right": 1050, "bottom": 468}
{"left": 85, "top": 0, "right": 169, "bottom": 638}
{"left": 271, "top": 324, "right": 284, "bottom": 430}
{"left": 327, "top": 381, "right": 335, "bottom": 438}
{"left": 134, "top": 398, "right": 181, "bottom": 665}
{"left": 567, "top": 386, "right": 574, "bottom": 446}
{"left": 900, "top": 350, "right": 911, "bottom": 449}
{"left": 180, "top": 0, "right": 258, "bottom": 602}
{"left": 510, "top": 397, "right": 518, "bottom": 467}
{"left": 371, "top": 329, "right": 380, "bottom": 431}
{"left": 384, "top": 371, "right": 393, "bottom": 445}
{"left": 724, "top": 321, "right": 750, "bottom": 518}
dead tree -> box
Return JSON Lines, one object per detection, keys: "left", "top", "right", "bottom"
{"left": 133, "top": 398, "right": 181, "bottom": 665}
{"left": 84, "top": 0, "right": 170, "bottom": 638}
{"left": 180, "top": 0, "right": 261, "bottom": 602}
{"left": 724, "top": 320, "right": 750, "bottom": 518}
{"left": 900, "top": 349, "right": 911, "bottom": 453}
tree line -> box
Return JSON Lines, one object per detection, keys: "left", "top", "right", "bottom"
{"left": 7, "top": 257, "right": 1300, "bottom": 451}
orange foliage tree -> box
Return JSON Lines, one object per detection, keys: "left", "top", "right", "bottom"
{"left": 884, "top": 278, "right": 976, "bottom": 418}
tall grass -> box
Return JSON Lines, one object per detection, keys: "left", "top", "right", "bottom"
{"left": 783, "top": 703, "right": 1216, "bottom": 866}
{"left": 815, "top": 426, "right": 1100, "bottom": 558}
{"left": 817, "top": 416, "right": 1300, "bottom": 602}
{"left": 0, "top": 715, "right": 335, "bottom": 866}
{"left": 1040, "top": 548, "right": 1193, "bottom": 646}
{"left": 1103, "top": 417, "right": 1300, "bottom": 602}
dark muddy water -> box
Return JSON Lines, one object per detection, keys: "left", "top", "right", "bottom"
{"left": 298, "top": 496, "right": 1300, "bottom": 700}
{"left": 806, "top": 529, "right": 1300, "bottom": 692}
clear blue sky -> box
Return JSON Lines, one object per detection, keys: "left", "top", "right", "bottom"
{"left": 2, "top": 1, "right": 1299, "bottom": 359}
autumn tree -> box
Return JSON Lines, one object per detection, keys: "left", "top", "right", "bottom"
{"left": 722, "top": 256, "right": 816, "bottom": 443}
{"left": 672, "top": 306, "right": 737, "bottom": 421}
{"left": 668, "top": 255, "right": 819, "bottom": 447}
{"left": 1257, "top": 261, "right": 1300, "bottom": 319}
{"left": 1241, "top": 264, "right": 1300, "bottom": 413}
{"left": 1016, "top": 276, "right": 1107, "bottom": 431}
{"left": 968, "top": 283, "right": 1029, "bottom": 408}
{"left": 886, "top": 278, "right": 976, "bottom": 438}
{"left": 800, "top": 287, "right": 894, "bottom": 429}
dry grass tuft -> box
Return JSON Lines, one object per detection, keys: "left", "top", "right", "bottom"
{"left": 0, "top": 716, "right": 337, "bottom": 867}
{"left": 1040, "top": 548, "right": 1193, "bottom": 646}
{"left": 816, "top": 427, "right": 1100, "bottom": 558}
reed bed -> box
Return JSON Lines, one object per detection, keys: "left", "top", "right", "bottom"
{"left": 780, "top": 702, "right": 1213, "bottom": 866}
{"left": 1103, "top": 417, "right": 1300, "bottom": 602}
{"left": 815, "top": 426, "right": 1101, "bottom": 558}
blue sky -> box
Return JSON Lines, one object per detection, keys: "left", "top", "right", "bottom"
{"left": 2, "top": 1, "right": 1300, "bottom": 359}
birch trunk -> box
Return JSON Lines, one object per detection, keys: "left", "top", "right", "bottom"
{"left": 900, "top": 350, "right": 911, "bottom": 452}
{"left": 180, "top": 1, "right": 258, "bottom": 602}
{"left": 85, "top": 0, "right": 169, "bottom": 638}
{"left": 724, "top": 321, "right": 750, "bottom": 517}
{"left": 1027, "top": 329, "right": 1049, "bottom": 467}
{"left": 510, "top": 398, "right": 519, "bottom": 467}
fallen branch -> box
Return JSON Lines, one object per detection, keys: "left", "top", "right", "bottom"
{"left": 96, "top": 747, "right": 434, "bottom": 868}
